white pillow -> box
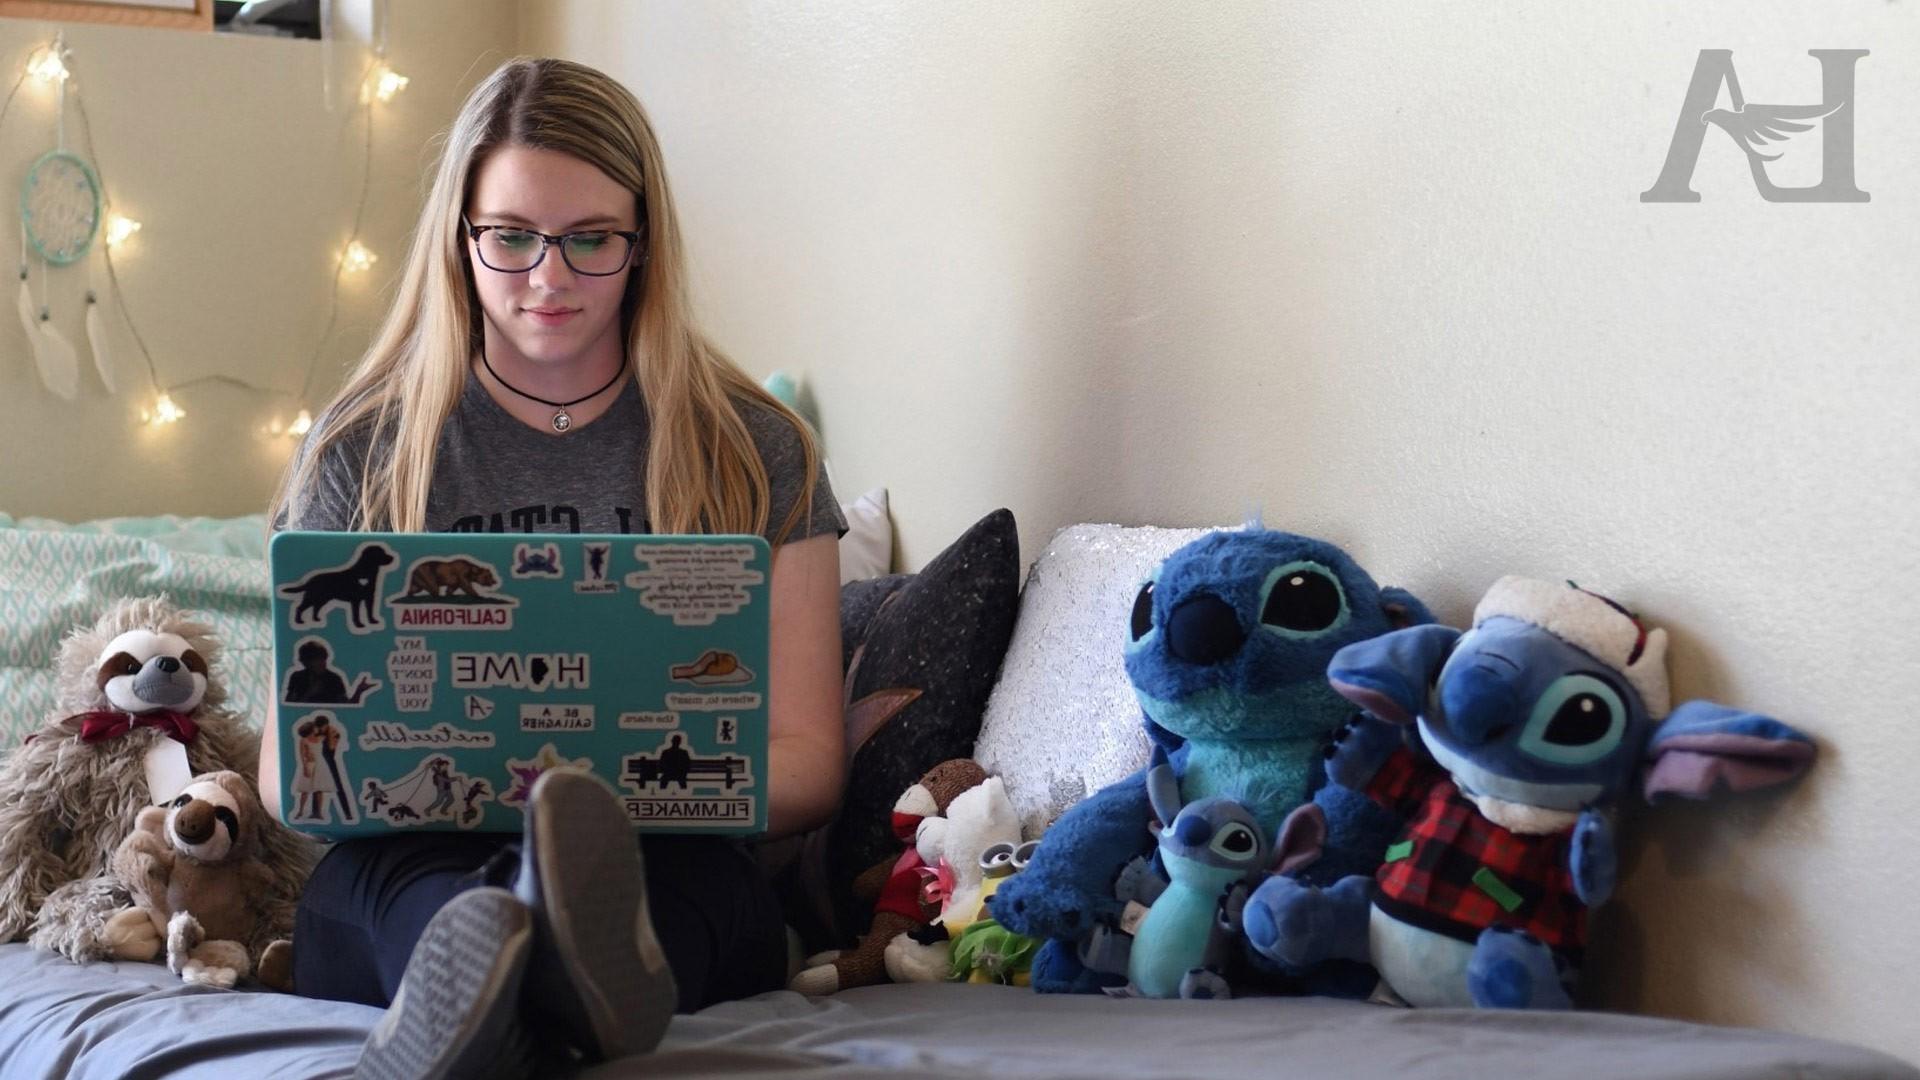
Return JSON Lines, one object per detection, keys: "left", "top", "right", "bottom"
{"left": 839, "top": 487, "right": 892, "bottom": 584}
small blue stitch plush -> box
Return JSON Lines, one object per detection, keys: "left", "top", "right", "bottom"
{"left": 1116, "top": 745, "right": 1324, "bottom": 999}
{"left": 989, "top": 527, "right": 1433, "bottom": 994}
{"left": 1241, "top": 576, "right": 1818, "bottom": 1008}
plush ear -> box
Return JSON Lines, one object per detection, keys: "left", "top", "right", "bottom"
{"left": 1642, "top": 700, "right": 1818, "bottom": 802}
{"left": 1326, "top": 624, "right": 1462, "bottom": 725}
{"left": 1378, "top": 587, "right": 1435, "bottom": 630}
{"left": 1271, "top": 802, "right": 1327, "bottom": 876}
{"left": 1145, "top": 744, "right": 1182, "bottom": 828}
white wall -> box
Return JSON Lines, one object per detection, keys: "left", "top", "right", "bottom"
{"left": 0, "top": 3, "right": 518, "bottom": 520}
{"left": 523, "top": 0, "right": 1920, "bottom": 1062}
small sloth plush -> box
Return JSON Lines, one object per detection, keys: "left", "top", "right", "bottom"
{"left": 0, "top": 597, "right": 314, "bottom": 962}
{"left": 107, "top": 771, "right": 293, "bottom": 988}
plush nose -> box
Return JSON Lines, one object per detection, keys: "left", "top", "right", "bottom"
{"left": 1172, "top": 814, "right": 1210, "bottom": 846}
{"left": 174, "top": 801, "right": 216, "bottom": 846}
{"left": 155, "top": 657, "right": 180, "bottom": 673}
{"left": 1165, "top": 594, "right": 1245, "bottom": 665}
{"left": 1441, "top": 658, "right": 1521, "bottom": 745}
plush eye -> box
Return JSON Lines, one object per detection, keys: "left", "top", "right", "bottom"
{"left": 1520, "top": 674, "right": 1628, "bottom": 765}
{"left": 1210, "top": 823, "right": 1259, "bottom": 861}
{"left": 171, "top": 794, "right": 191, "bottom": 808}
{"left": 1257, "top": 562, "right": 1349, "bottom": 636}
{"left": 180, "top": 650, "right": 208, "bottom": 676}
{"left": 979, "top": 842, "right": 1016, "bottom": 873}
{"left": 1010, "top": 840, "right": 1039, "bottom": 872}
{"left": 1129, "top": 582, "right": 1155, "bottom": 641}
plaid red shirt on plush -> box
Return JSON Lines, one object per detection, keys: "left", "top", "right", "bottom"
{"left": 1364, "top": 748, "right": 1587, "bottom": 961}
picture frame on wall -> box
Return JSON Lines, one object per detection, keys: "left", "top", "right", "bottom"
{"left": 0, "top": 0, "right": 212, "bottom": 31}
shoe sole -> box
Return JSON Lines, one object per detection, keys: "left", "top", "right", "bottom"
{"left": 355, "top": 887, "right": 532, "bottom": 1080}
{"left": 526, "top": 769, "right": 676, "bottom": 1060}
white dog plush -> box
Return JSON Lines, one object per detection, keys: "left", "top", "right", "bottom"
{"left": 0, "top": 597, "right": 314, "bottom": 963}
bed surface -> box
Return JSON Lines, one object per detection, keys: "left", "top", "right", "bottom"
{"left": 3, "top": 945, "right": 1911, "bottom": 1080}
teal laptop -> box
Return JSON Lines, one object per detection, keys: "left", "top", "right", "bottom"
{"left": 269, "top": 531, "right": 771, "bottom": 838}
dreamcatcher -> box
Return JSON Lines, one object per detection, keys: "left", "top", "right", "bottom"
{"left": 10, "top": 32, "right": 116, "bottom": 401}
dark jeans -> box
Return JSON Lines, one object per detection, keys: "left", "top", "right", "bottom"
{"left": 292, "top": 832, "right": 788, "bottom": 1013}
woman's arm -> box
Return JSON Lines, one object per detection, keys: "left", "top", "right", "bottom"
{"left": 763, "top": 532, "right": 845, "bottom": 840}
{"left": 260, "top": 701, "right": 282, "bottom": 819}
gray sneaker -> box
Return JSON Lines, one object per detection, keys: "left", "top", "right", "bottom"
{"left": 355, "top": 887, "right": 534, "bottom": 1080}
{"left": 516, "top": 767, "right": 677, "bottom": 1061}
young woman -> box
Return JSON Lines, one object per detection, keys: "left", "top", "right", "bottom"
{"left": 262, "top": 57, "right": 847, "bottom": 1078}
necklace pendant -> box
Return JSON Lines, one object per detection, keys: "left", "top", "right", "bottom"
{"left": 551, "top": 409, "right": 573, "bottom": 433}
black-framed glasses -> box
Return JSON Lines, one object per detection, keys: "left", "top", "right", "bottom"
{"left": 461, "top": 215, "right": 643, "bottom": 277}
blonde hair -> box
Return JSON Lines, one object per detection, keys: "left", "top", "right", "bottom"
{"left": 270, "top": 57, "right": 819, "bottom": 542}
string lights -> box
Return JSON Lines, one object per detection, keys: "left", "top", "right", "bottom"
{"left": 7, "top": 31, "right": 408, "bottom": 436}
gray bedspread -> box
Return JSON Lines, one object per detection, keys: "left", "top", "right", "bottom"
{"left": 3, "top": 945, "right": 1911, "bottom": 1080}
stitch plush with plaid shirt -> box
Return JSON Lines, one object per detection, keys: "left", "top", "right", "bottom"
{"left": 1240, "top": 577, "right": 1818, "bottom": 1009}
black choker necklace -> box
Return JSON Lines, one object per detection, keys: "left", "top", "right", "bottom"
{"left": 480, "top": 346, "right": 628, "bottom": 433}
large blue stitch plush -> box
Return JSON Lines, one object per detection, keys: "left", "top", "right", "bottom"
{"left": 1241, "top": 576, "right": 1818, "bottom": 1008}
{"left": 989, "top": 528, "right": 1433, "bottom": 993}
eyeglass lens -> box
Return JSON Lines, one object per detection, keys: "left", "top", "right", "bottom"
{"left": 477, "top": 229, "right": 633, "bottom": 275}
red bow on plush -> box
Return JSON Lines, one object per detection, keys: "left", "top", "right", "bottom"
{"left": 66, "top": 709, "right": 199, "bottom": 745}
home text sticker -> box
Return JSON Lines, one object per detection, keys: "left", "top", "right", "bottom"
{"left": 271, "top": 532, "right": 770, "bottom": 839}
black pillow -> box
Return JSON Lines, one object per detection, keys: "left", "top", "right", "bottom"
{"left": 799, "top": 508, "right": 1021, "bottom": 943}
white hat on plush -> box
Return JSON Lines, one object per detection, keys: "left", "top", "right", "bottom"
{"left": 1472, "top": 576, "right": 1671, "bottom": 719}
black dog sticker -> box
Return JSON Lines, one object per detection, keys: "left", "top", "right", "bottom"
{"left": 280, "top": 542, "right": 398, "bottom": 632}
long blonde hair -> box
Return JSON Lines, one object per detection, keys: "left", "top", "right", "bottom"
{"left": 270, "top": 58, "right": 819, "bottom": 542}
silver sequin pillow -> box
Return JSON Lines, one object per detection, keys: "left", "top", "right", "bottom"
{"left": 974, "top": 523, "right": 1215, "bottom": 838}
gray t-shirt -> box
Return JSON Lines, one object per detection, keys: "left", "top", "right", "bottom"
{"left": 285, "top": 376, "right": 846, "bottom": 543}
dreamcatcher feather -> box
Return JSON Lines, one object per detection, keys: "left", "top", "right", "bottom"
{"left": 12, "top": 35, "right": 109, "bottom": 400}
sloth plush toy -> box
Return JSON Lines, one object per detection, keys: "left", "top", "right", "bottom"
{"left": 108, "top": 770, "right": 294, "bottom": 988}
{"left": 0, "top": 597, "right": 314, "bottom": 962}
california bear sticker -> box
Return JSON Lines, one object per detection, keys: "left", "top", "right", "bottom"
{"left": 388, "top": 555, "right": 518, "bottom": 630}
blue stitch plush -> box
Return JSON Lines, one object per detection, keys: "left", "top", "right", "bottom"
{"left": 989, "top": 528, "right": 1433, "bottom": 994}
{"left": 1241, "top": 576, "right": 1818, "bottom": 1008}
